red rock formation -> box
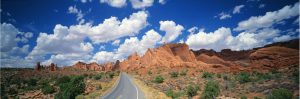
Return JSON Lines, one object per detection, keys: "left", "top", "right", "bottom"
{"left": 88, "top": 62, "right": 103, "bottom": 71}
{"left": 120, "top": 43, "right": 198, "bottom": 71}
{"left": 72, "top": 61, "right": 120, "bottom": 71}
{"left": 192, "top": 49, "right": 252, "bottom": 61}
{"left": 73, "top": 62, "right": 88, "bottom": 70}
{"left": 50, "top": 63, "right": 56, "bottom": 71}
{"left": 35, "top": 62, "right": 41, "bottom": 71}
{"left": 67, "top": 39, "right": 299, "bottom": 73}
{"left": 196, "top": 54, "right": 232, "bottom": 66}
{"left": 249, "top": 46, "right": 299, "bottom": 69}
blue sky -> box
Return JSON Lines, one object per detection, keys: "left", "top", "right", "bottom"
{"left": 1, "top": 0, "right": 299, "bottom": 67}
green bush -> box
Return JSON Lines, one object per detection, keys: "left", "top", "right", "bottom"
{"left": 166, "top": 89, "right": 183, "bottom": 99}
{"left": 42, "top": 84, "right": 55, "bottom": 94}
{"left": 180, "top": 70, "right": 187, "bottom": 76}
{"left": 170, "top": 71, "right": 179, "bottom": 78}
{"left": 187, "top": 85, "right": 200, "bottom": 97}
{"left": 223, "top": 75, "right": 229, "bottom": 80}
{"left": 252, "top": 71, "right": 273, "bottom": 81}
{"left": 201, "top": 81, "right": 220, "bottom": 99}
{"left": 8, "top": 88, "right": 18, "bottom": 95}
{"left": 270, "top": 69, "right": 279, "bottom": 74}
{"left": 240, "top": 95, "right": 247, "bottom": 99}
{"left": 28, "top": 78, "right": 38, "bottom": 86}
{"left": 107, "top": 72, "right": 114, "bottom": 79}
{"left": 254, "top": 96, "right": 262, "bottom": 99}
{"left": 75, "top": 95, "right": 85, "bottom": 99}
{"left": 292, "top": 69, "right": 299, "bottom": 84}
{"left": 235, "top": 72, "right": 251, "bottom": 83}
{"left": 202, "top": 72, "right": 214, "bottom": 79}
{"left": 55, "top": 76, "right": 85, "bottom": 99}
{"left": 147, "top": 70, "right": 152, "bottom": 75}
{"left": 96, "top": 84, "right": 102, "bottom": 90}
{"left": 93, "top": 74, "right": 102, "bottom": 80}
{"left": 266, "top": 88, "right": 293, "bottom": 99}
{"left": 153, "top": 75, "right": 164, "bottom": 83}
{"left": 56, "top": 76, "right": 70, "bottom": 85}
{"left": 39, "top": 79, "right": 50, "bottom": 86}
{"left": 217, "top": 74, "right": 221, "bottom": 78}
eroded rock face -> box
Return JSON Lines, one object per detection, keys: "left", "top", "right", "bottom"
{"left": 249, "top": 46, "right": 299, "bottom": 69}
{"left": 68, "top": 39, "right": 299, "bottom": 73}
{"left": 50, "top": 63, "right": 56, "bottom": 71}
{"left": 73, "top": 62, "right": 88, "bottom": 70}
{"left": 196, "top": 54, "right": 232, "bottom": 66}
{"left": 89, "top": 62, "right": 103, "bottom": 71}
{"left": 72, "top": 61, "right": 119, "bottom": 71}
{"left": 120, "top": 43, "right": 199, "bottom": 71}
{"left": 35, "top": 62, "right": 41, "bottom": 71}
{"left": 192, "top": 49, "right": 252, "bottom": 61}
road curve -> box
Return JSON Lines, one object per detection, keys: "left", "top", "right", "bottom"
{"left": 102, "top": 72, "right": 144, "bottom": 99}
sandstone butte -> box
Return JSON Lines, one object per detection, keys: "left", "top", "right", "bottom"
{"left": 35, "top": 39, "right": 299, "bottom": 73}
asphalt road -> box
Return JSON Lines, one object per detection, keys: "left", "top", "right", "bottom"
{"left": 102, "top": 72, "right": 145, "bottom": 99}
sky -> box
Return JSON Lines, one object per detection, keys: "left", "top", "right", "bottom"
{"left": 1, "top": 0, "right": 299, "bottom": 67}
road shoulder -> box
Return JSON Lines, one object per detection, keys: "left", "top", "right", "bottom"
{"left": 131, "top": 75, "right": 171, "bottom": 99}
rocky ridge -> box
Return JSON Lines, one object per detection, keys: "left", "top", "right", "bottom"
{"left": 60, "top": 39, "right": 299, "bottom": 73}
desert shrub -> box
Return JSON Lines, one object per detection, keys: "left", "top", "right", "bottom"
{"left": 217, "top": 74, "right": 221, "bottom": 78}
{"left": 223, "top": 75, "right": 229, "bottom": 80}
{"left": 93, "top": 74, "right": 102, "bottom": 80}
{"left": 292, "top": 69, "right": 299, "bottom": 84}
{"left": 39, "top": 79, "right": 50, "bottom": 86}
{"left": 153, "top": 75, "right": 164, "bottom": 83}
{"left": 224, "top": 80, "right": 236, "bottom": 91}
{"left": 187, "top": 85, "right": 200, "bottom": 97}
{"left": 180, "top": 70, "right": 187, "bottom": 76}
{"left": 166, "top": 89, "right": 174, "bottom": 98}
{"left": 55, "top": 76, "right": 85, "bottom": 99}
{"left": 202, "top": 72, "right": 214, "bottom": 79}
{"left": 235, "top": 72, "right": 251, "bottom": 83}
{"left": 147, "top": 70, "right": 152, "bottom": 75}
{"left": 83, "top": 73, "right": 89, "bottom": 78}
{"left": 56, "top": 76, "right": 70, "bottom": 85}
{"left": 10, "top": 77, "right": 23, "bottom": 85}
{"left": 252, "top": 71, "right": 272, "bottom": 81}
{"left": 8, "top": 88, "right": 18, "bottom": 95}
{"left": 240, "top": 95, "right": 247, "bottom": 99}
{"left": 266, "top": 88, "right": 293, "bottom": 99}
{"left": 254, "top": 96, "right": 262, "bottom": 99}
{"left": 1, "top": 84, "right": 5, "bottom": 96}
{"left": 75, "top": 95, "right": 85, "bottom": 99}
{"left": 270, "top": 69, "right": 279, "bottom": 74}
{"left": 166, "top": 89, "right": 183, "bottom": 99}
{"left": 170, "top": 71, "right": 179, "bottom": 78}
{"left": 107, "top": 72, "right": 114, "bottom": 78}
{"left": 201, "top": 81, "right": 220, "bottom": 99}
{"left": 28, "top": 78, "right": 38, "bottom": 86}
{"left": 42, "top": 84, "right": 55, "bottom": 94}
{"left": 96, "top": 84, "right": 102, "bottom": 90}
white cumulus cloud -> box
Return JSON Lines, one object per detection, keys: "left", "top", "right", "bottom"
{"left": 91, "top": 29, "right": 162, "bottom": 63}
{"left": 130, "top": 0, "right": 154, "bottom": 9}
{"left": 217, "top": 12, "right": 232, "bottom": 20}
{"left": 233, "top": 5, "right": 245, "bottom": 14}
{"left": 235, "top": 2, "right": 299, "bottom": 31}
{"left": 185, "top": 26, "right": 287, "bottom": 51}
{"left": 159, "top": 20, "right": 184, "bottom": 43}
{"left": 112, "top": 39, "right": 121, "bottom": 46}
{"left": 1, "top": 23, "right": 34, "bottom": 67}
{"left": 27, "top": 11, "right": 148, "bottom": 66}
{"left": 68, "top": 5, "right": 85, "bottom": 24}
{"left": 100, "top": 0, "right": 127, "bottom": 8}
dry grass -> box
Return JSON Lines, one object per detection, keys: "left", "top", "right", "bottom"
{"left": 80, "top": 74, "right": 120, "bottom": 99}
{"left": 133, "top": 77, "right": 171, "bottom": 99}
